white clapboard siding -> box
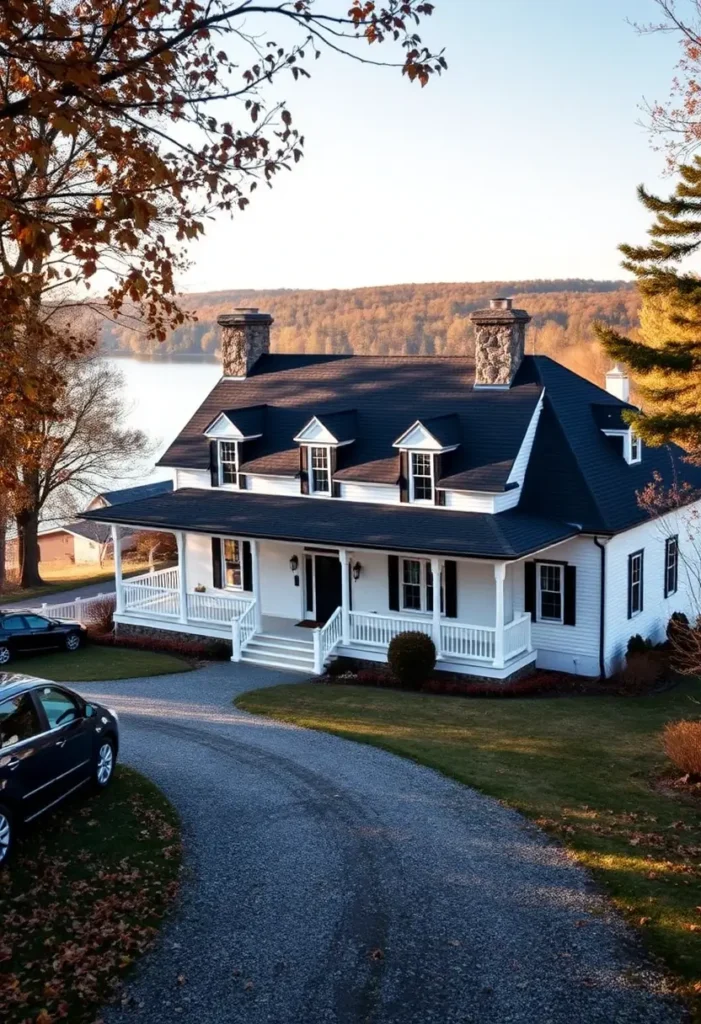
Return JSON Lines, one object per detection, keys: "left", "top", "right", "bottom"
{"left": 246, "top": 475, "right": 301, "bottom": 496}
{"left": 175, "top": 468, "right": 211, "bottom": 489}
{"left": 339, "top": 482, "right": 400, "bottom": 505}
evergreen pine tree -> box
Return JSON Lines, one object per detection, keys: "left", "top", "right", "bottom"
{"left": 594, "top": 157, "right": 701, "bottom": 453}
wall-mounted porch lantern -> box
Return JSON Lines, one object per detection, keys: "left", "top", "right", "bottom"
{"left": 289, "top": 554, "right": 299, "bottom": 573}
{"left": 352, "top": 561, "right": 362, "bottom": 581}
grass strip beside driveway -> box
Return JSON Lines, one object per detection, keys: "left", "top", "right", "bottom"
{"left": 10, "top": 644, "right": 192, "bottom": 681}
{"left": 0, "top": 766, "right": 182, "bottom": 1024}
{"left": 237, "top": 680, "right": 701, "bottom": 1017}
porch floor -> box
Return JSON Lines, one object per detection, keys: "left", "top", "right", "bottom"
{"left": 261, "top": 615, "right": 317, "bottom": 641}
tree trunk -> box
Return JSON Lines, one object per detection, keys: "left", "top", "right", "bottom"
{"left": 17, "top": 505, "right": 42, "bottom": 588}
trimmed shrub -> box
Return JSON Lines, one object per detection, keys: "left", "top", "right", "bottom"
{"left": 617, "top": 651, "right": 666, "bottom": 695}
{"left": 627, "top": 634, "right": 651, "bottom": 657}
{"left": 421, "top": 672, "right": 565, "bottom": 698}
{"left": 85, "top": 595, "right": 116, "bottom": 634}
{"left": 95, "top": 632, "right": 231, "bottom": 660}
{"left": 326, "top": 659, "right": 348, "bottom": 678}
{"left": 662, "top": 719, "right": 701, "bottom": 777}
{"left": 667, "top": 611, "right": 689, "bottom": 645}
{"left": 387, "top": 631, "right": 436, "bottom": 690}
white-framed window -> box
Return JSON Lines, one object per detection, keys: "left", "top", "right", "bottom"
{"left": 628, "top": 550, "right": 644, "bottom": 617}
{"left": 222, "top": 538, "right": 243, "bottom": 590}
{"left": 630, "top": 431, "right": 642, "bottom": 464}
{"left": 410, "top": 451, "right": 434, "bottom": 503}
{"left": 310, "top": 446, "right": 330, "bottom": 494}
{"left": 219, "top": 441, "right": 239, "bottom": 486}
{"left": 401, "top": 558, "right": 443, "bottom": 614}
{"left": 665, "top": 536, "right": 678, "bottom": 597}
{"left": 536, "top": 562, "right": 563, "bottom": 623}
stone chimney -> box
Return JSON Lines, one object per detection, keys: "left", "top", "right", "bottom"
{"left": 217, "top": 307, "right": 273, "bottom": 378}
{"left": 605, "top": 363, "right": 630, "bottom": 403}
{"left": 469, "top": 298, "right": 531, "bottom": 388}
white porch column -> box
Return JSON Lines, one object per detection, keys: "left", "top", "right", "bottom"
{"left": 251, "top": 539, "right": 262, "bottom": 630}
{"left": 339, "top": 547, "right": 350, "bottom": 645}
{"left": 493, "top": 562, "right": 506, "bottom": 669}
{"left": 176, "top": 531, "right": 187, "bottom": 624}
{"left": 111, "top": 524, "right": 124, "bottom": 615}
{"left": 431, "top": 557, "right": 443, "bottom": 659}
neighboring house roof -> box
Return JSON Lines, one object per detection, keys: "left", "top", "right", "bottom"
{"left": 62, "top": 521, "right": 113, "bottom": 543}
{"left": 157, "top": 354, "right": 544, "bottom": 493}
{"left": 93, "top": 480, "right": 174, "bottom": 506}
{"left": 80, "top": 487, "right": 579, "bottom": 560}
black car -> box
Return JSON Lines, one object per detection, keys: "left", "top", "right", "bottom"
{"left": 0, "top": 673, "right": 119, "bottom": 865}
{"left": 0, "top": 611, "right": 87, "bottom": 666}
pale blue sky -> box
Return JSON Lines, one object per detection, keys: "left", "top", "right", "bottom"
{"left": 182, "top": 0, "right": 681, "bottom": 293}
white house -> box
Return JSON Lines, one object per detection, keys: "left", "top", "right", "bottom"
{"left": 81, "top": 302, "right": 701, "bottom": 677}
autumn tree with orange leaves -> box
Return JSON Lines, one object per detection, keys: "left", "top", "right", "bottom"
{"left": 0, "top": 0, "right": 445, "bottom": 585}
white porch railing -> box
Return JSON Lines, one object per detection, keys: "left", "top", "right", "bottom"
{"left": 503, "top": 613, "right": 532, "bottom": 660}
{"left": 30, "top": 592, "right": 116, "bottom": 624}
{"left": 440, "top": 622, "right": 496, "bottom": 661}
{"left": 186, "top": 591, "right": 252, "bottom": 624}
{"left": 313, "top": 606, "right": 343, "bottom": 674}
{"left": 231, "top": 599, "right": 257, "bottom": 661}
{"left": 122, "top": 581, "right": 180, "bottom": 618}
{"left": 127, "top": 564, "right": 180, "bottom": 590}
{"left": 349, "top": 611, "right": 433, "bottom": 648}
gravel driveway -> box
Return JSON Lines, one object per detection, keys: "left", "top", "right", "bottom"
{"left": 76, "top": 664, "right": 685, "bottom": 1024}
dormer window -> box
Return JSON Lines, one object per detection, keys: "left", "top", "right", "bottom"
{"left": 310, "top": 446, "right": 331, "bottom": 494}
{"left": 630, "top": 432, "right": 642, "bottom": 464}
{"left": 219, "top": 441, "right": 239, "bottom": 486}
{"left": 410, "top": 452, "right": 434, "bottom": 503}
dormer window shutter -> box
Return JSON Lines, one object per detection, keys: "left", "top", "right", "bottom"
{"left": 434, "top": 453, "right": 445, "bottom": 506}
{"left": 398, "top": 450, "right": 409, "bottom": 503}
{"left": 329, "top": 447, "right": 341, "bottom": 498}
{"left": 210, "top": 440, "right": 219, "bottom": 487}
{"left": 300, "top": 445, "right": 309, "bottom": 495}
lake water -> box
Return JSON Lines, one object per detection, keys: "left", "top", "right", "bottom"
{"left": 105, "top": 356, "right": 221, "bottom": 488}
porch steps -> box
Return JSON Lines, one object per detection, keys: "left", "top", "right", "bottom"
{"left": 240, "top": 633, "right": 316, "bottom": 674}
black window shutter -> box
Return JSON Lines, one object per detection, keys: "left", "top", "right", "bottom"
{"left": 210, "top": 440, "right": 219, "bottom": 487}
{"left": 433, "top": 453, "right": 443, "bottom": 505}
{"left": 300, "top": 446, "right": 309, "bottom": 495}
{"left": 524, "top": 562, "right": 536, "bottom": 620}
{"left": 305, "top": 556, "right": 314, "bottom": 612}
{"left": 211, "top": 536, "right": 222, "bottom": 589}
{"left": 399, "top": 451, "right": 409, "bottom": 503}
{"left": 329, "top": 447, "right": 340, "bottom": 497}
{"left": 564, "top": 565, "right": 576, "bottom": 626}
{"left": 444, "top": 559, "right": 458, "bottom": 618}
{"left": 388, "top": 555, "right": 400, "bottom": 611}
{"left": 242, "top": 541, "right": 253, "bottom": 592}
{"left": 627, "top": 554, "right": 632, "bottom": 619}
{"left": 239, "top": 474, "right": 247, "bottom": 490}
{"left": 640, "top": 551, "right": 644, "bottom": 613}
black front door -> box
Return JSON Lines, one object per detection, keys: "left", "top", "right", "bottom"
{"left": 314, "top": 555, "right": 342, "bottom": 624}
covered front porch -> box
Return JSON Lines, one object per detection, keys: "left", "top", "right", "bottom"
{"left": 111, "top": 526, "right": 534, "bottom": 677}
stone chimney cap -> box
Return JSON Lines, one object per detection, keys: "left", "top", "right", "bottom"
{"left": 217, "top": 308, "right": 273, "bottom": 327}
{"left": 469, "top": 299, "right": 531, "bottom": 325}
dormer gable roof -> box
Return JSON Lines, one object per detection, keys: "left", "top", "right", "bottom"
{"left": 393, "top": 413, "right": 461, "bottom": 452}
{"left": 203, "top": 405, "right": 266, "bottom": 440}
{"left": 294, "top": 409, "right": 357, "bottom": 445}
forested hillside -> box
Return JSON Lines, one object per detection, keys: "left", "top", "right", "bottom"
{"left": 101, "top": 279, "right": 639, "bottom": 382}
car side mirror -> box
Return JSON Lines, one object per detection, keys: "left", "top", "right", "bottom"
{"left": 47, "top": 621, "right": 56, "bottom": 630}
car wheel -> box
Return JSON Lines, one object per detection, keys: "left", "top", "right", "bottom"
{"left": 65, "top": 632, "right": 82, "bottom": 652}
{"left": 95, "top": 740, "right": 115, "bottom": 788}
{"left": 0, "top": 645, "right": 11, "bottom": 666}
{"left": 0, "top": 805, "right": 14, "bottom": 867}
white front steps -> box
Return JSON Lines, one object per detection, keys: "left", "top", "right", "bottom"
{"left": 240, "top": 632, "right": 317, "bottom": 674}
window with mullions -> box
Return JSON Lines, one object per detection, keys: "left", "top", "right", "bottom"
{"left": 222, "top": 539, "right": 242, "bottom": 589}
{"left": 410, "top": 452, "right": 433, "bottom": 502}
{"left": 310, "top": 447, "right": 330, "bottom": 494}
{"left": 219, "top": 441, "right": 238, "bottom": 485}
{"left": 401, "top": 558, "right": 443, "bottom": 613}
{"left": 537, "top": 563, "right": 563, "bottom": 623}
{"left": 628, "top": 550, "right": 643, "bottom": 617}
{"left": 665, "top": 536, "right": 678, "bottom": 597}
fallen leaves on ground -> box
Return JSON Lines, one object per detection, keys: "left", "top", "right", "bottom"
{"left": 0, "top": 767, "right": 181, "bottom": 1024}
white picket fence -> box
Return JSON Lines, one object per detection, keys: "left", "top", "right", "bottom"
{"left": 29, "top": 591, "right": 116, "bottom": 624}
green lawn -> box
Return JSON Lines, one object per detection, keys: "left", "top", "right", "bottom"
{"left": 9, "top": 643, "right": 191, "bottom": 681}
{"left": 237, "top": 680, "right": 701, "bottom": 1014}
{"left": 0, "top": 766, "right": 182, "bottom": 1024}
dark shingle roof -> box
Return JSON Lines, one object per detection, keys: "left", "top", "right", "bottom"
{"left": 158, "top": 354, "right": 543, "bottom": 492}
{"left": 416, "top": 413, "right": 462, "bottom": 448}
{"left": 97, "top": 480, "right": 174, "bottom": 505}
{"left": 81, "top": 488, "right": 578, "bottom": 560}
{"left": 305, "top": 409, "right": 358, "bottom": 444}
{"left": 207, "top": 404, "right": 266, "bottom": 437}
{"left": 63, "top": 521, "right": 112, "bottom": 543}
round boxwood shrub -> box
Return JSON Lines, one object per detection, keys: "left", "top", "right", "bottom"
{"left": 626, "top": 633, "right": 651, "bottom": 657}
{"left": 387, "top": 631, "right": 436, "bottom": 689}
{"left": 667, "top": 611, "right": 689, "bottom": 645}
